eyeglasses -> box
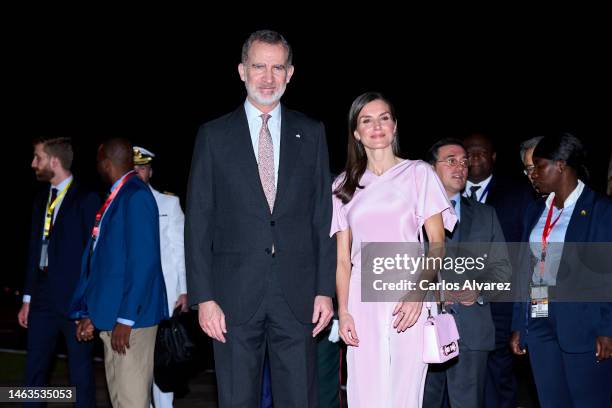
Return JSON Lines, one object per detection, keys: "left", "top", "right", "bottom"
{"left": 437, "top": 158, "right": 470, "bottom": 168}
{"left": 523, "top": 165, "right": 535, "bottom": 176}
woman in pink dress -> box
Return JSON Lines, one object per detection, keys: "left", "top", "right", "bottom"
{"left": 331, "top": 92, "right": 457, "bottom": 407}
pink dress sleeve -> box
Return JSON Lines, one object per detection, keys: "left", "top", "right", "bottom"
{"left": 330, "top": 174, "right": 349, "bottom": 237}
{"left": 413, "top": 161, "right": 457, "bottom": 233}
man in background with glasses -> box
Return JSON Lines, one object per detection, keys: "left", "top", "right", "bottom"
{"left": 519, "top": 136, "right": 544, "bottom": 193}
{"left": 424, "top": 137, "right": 511, "bottom": 408}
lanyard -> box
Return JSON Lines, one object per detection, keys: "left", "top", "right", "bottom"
{"left": 43, "top": 180, "right": 72, "bottom": 239}
{"left": 475, "top": 182, "right": 491, "bottom": 203}
{"left": 539, "top": 196, "right": 564, "bottom": 278}
{"left": 91, "top": 171, "right": 136, "bottom": 242}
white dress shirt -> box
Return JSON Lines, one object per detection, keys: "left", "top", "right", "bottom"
{"left": 464, "top": 174, "right": 493, "bottom": 203}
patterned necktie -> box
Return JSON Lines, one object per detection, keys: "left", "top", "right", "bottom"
{"left": 258, "top": 114, "right": 276, "bottom": 212}
{"left": 469, "top": 185, "right": 481, "bottom": 201}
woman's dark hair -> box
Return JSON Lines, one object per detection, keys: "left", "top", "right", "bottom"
{"left": 533, "top": 133, "right": 589, "bottom": 181}
{"left": 334, "top": 92, "right": 400, "bottom": 204}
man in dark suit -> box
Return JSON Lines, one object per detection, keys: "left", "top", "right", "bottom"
{"left": 185, "top": 30, "right": 335, "bottom": 407}
{"left": 18, "top": 137, "right": 100, "bottom": 407}
{"left": 70, "top": 138, "right": 168, "bottom": 407}
{"left": 424, "top": 138, "right": 512, "bottom": 408}
{"left": 463, "top": 133, "right": 535, "bottom": 408}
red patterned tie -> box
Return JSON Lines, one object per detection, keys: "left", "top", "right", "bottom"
{"left": 258, "top": 114, "right": 276, "bottom": 212}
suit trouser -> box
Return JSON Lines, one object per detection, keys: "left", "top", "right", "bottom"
{"left": 25, "top": 304, "right": 95, "bottom": 408}
{"left": 483, "top": 303, "right": 516, "bottom": 408}
{"left": 423, "top": 345, "right": 488, "bottom": 408}
{"left": 100, "top": 326, "right": 157, "bottom": 408}
{"left": 527, "top": 313, "right": 612, "bottom": 408}
{"left": 213, "top": 275, "right": 317, "bottom": 408}
{"left": 261, "top": 328, "right": 341, "bottom": 408}
{"left": 261, "top": 354, "right": 273, "bottom": 408}
{"left": 316, "top": 331, "right": 340, "bottom": 408}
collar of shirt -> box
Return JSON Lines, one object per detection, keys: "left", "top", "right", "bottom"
{"left": 244, "top": 99, "right": 282, "bottom": 148}
{"left": 544, "top": 179, "right": 585, "bottom": 210}
{"left": 110, "top": 171, "right": 134, "bottom": 193}
{"left": 51, "top": 174, "right": 73, "bottom": 192}
{"left": 450, "top": 193, "right": 461, "bottom": 221}
{"left": 464, "top": 174, "right": 493, "bottom": 201}
{"left": 47, "top": 174, "right": 73, "bottom": 222}
{"left": 244, "top": 99, "right": 282, "bottom": 188}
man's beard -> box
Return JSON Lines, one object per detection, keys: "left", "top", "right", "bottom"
{"left": 245, "top": 81, "right": 286, "bottom": 107}
{"left": 35, "top": 167, "right": 54, "bottom": 182}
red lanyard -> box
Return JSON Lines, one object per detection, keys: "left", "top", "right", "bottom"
{"left": 91, "top": 171, "right": 136, "bottom": 241}
{"left": 539, "top": 196, "right": 563, "bottom": 277}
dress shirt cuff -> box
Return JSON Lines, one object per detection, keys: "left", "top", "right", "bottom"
{"left": 23, "top": 295, "right": 31, "bottom": 303}
{"left": 116, "top": 318, "right": 135, "bottom": 326}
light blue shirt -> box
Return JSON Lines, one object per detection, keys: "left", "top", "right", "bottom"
{"left": 529, "top": 180, "right": 585, "bottom": 286}
{"left": 244, "top": 99, "right": 281, "bottom": 188}
{"left": 39, "top": 175, "right": 73, "bottom": 239}
{"left": 450, "top": 193, "right": 461, "bottom": 221}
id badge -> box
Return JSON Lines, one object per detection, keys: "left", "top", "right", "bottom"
{"left": 39, "top": 240, "right": 49, "bottom": 269}
{"left": 530, "top": 285, "right": 548, "bottom": 318}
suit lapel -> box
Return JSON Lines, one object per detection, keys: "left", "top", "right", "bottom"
{"left": 229, "top": 107, "right": 271, "bottom": 213}
{"left": 525, "top": 199, "right": 546, "bottom": 241}
{"left": 274, "top": 107, "right": 302, "bottom": 213}
{"left": 565, "top": 186, "right": 593, "bottom": 242}
{"left": 485, "top": 175, "right": 497, "bottom": 203}
{"left": 51, "top": 180, "right": 76, "bottom": 233}
{"left": 458, "top": 197, "right": 475, "bottom": 242}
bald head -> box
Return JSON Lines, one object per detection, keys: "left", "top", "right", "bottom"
{"left": 97, "top": 138, "right": 134, "bottom": 184}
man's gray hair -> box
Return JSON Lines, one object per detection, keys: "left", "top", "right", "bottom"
{"left": 519, "top": 136, "right": 544, "bottom": 163}
{"left": 241, "top": 30, "right": 292, "bottom": 66}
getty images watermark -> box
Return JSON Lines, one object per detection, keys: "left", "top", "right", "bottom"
{"left": 371, "top": 252, "right": 511, "bottom": 292}
{"left": 359, "top": 242, "right": 612, "bottom": 303}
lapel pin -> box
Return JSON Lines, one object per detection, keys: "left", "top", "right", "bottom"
{"left": 580, "top": 209, "right": 587, "bottom": 216}
{"left": 295, "top": 134, "right": 301, "bottom": 138}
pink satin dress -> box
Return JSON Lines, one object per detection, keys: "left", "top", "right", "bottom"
{"left": 331, "top": 160, "right": 457, "bottom": 407}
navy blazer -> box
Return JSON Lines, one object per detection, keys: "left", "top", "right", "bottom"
{"left": 25, "top": 180, "right": 100, "bottom": 316}
{"left": 511, "top": 185, "right": 612, "bottom": 352}
{"left": 70, "top": 175, "right": 168, "bottom": 330}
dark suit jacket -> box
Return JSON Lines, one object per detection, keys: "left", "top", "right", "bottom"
{"left": 444, "top": 197, "right": 512, "bottom": 351}
{"left": 482, "top": 175, "right": 536, "bottom": 346}
{"left": 24, "top": 180, "right": 100, "bottom": 316}
{"left": 485, "top": 175, "right": 536, "bottom": 243}
{"left": 70, "top": 175, "right": 168, "bottom": 330}
{"left": 185, "top": 105, "right": 335, "bottom": 325}
{"left": 512, "top": 185, "right": 612, "bottom": 352}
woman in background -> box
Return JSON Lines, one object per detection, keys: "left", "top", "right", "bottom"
{"left": 510, "top": 133, "right": 612, "bottom": 407}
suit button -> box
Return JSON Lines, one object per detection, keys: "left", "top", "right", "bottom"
{"left": 270, "top": 221, "right": 275, "bottom": 226}
{"left": 265, "top": 248, "right": 271, "bottom": 254}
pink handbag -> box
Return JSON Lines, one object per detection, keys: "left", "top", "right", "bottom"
{"left": 423, "top": 305, "right": 460, "bottom": 364}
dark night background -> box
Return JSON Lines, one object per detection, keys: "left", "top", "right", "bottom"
{"left": 4, "top": 13, "right": 611, "bottom": 294}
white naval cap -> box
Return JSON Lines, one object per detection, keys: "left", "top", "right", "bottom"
{"left": 133, "top": 146, "right": 156, "bottom": 165}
